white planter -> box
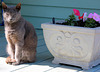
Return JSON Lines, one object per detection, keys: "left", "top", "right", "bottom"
{"left": 41, "top": 21, "right": 100, "bottom": 69}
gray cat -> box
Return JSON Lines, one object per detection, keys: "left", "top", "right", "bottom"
{"left": 2, "top": 2, "right": 37, "bottom": 65}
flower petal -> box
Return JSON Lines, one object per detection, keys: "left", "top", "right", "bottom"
{"left": 84, "top": 12, "right": 87, "bottom": 17}
{"left": 73, "top": 9, "right": 80, "bottom": 16}
{"left": 78, "top": 13, "right": 84, "bottom": 20}
{"left": 83, "top": 12, "right": 87, "bottom": 22}
{"left": 88, "top": 13, "right": 94, "bottom": 18}
{"left": 93, "top": 13, "right": 100, "bottom": 21}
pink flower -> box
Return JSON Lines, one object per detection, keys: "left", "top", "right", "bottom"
{"left": 73, "top": 9, "right": 84, "bottom": 20}
{"left": 93, "top": 13, "right": 100, "bottom": 21}
{"left": 73, "top": 9, "right": 80, "bottom": 16}
{"left": 88, "top": 13, "right": 100, "bottom": 22}
{"left": 73, "top": 9, "right": 100, "bottom": 22}
{"left": 83, "top": 12, "right": 87, "bottom": 22}
{"left": 78, "top": 13, "right": 84, "bottom": 20}
{"left": 88, "top": 13, "right": 94, "bottom": 18}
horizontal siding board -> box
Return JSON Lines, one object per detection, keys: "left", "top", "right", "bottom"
{"left": 0, "top": 0, "right": 2, "bottom": 24}
{"left": 0, "top": 2, "right": 2, "bottom": 24}
{"left": 0, "top": 16, "right": 2, "bottom": 24}
{"left": 0, "top": 11, "right": 2, "bottom": 24}
{"left": 0, "top": 7, "right": 1, "bottom": 13}
{"left": 21, "top": 6, "right": 100, "bottom": 19}
{"left": 21, "top": 5, "right": 71, "bottom": 19}
{"left": 23, "top": 16, "right": 63, "bottom": 28}
{"left": 4, "top": 0, "right": 100, "bottom": 10}
{"left": 2, "top": 4, "right": 100, "bottom": 19}
{"left": 23, "top": 16, "right": 53, "bottom": 28}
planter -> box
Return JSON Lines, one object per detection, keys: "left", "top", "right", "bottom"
{"left": 41, "top": 21, "right": 100, "bottom": 69}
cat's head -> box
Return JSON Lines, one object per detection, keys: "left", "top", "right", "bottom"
{"left": 2, "top": 2, "right": 21, "bottom": 24}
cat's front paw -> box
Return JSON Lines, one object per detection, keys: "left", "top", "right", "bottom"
{"left": 6, "top": 56, "right": 16, "bottom": 64}
{"left": 12, "top": 62, "right": 20, "bottom": 65}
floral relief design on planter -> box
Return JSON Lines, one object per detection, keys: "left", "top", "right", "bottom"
{"left": 49, "top": 31, "right": 88, "bottom": 60}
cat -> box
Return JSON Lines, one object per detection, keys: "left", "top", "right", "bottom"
{"left": 2, "top": 2, "right": 37, "bottom": 65}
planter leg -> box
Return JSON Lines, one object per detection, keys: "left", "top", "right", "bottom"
{"left": 52, "top": 58, "right": 60, "bottom": 64}
{"left": 82, "top": 65, "right": 93, "bottom": 70}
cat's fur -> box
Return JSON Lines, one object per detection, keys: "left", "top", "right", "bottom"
{"left": 2, "top": 2, "right": 37, "bottom": 65}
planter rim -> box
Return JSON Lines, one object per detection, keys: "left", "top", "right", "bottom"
{"left": 41, "top": 22, "right": 100, "bottom": 35}
{"left": 41, "top": 22, "right": 100, "bottom": 30}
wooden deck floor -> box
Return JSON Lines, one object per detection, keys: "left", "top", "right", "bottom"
{"left": 0, "top": 27, "right": 100, "bottom": 72}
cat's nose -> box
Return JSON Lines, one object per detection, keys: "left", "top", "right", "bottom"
{"left": 10, "top": 19, "right": 13, "bottom": 21}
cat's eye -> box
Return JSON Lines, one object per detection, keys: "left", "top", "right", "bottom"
{"left": 6, "top": 13, "right": 9, "bottom": 16}
{"left": 12, "top": 15, "right": 15, "bottom": 18}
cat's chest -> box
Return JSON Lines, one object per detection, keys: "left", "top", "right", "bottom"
{"left": 7, "top": 30, "right": 16, "bottom": 35}
{"left": 5, "top": 25, "right": 19, "bottom": 36}
{"left": 5, "top": 30, "right": 17, "bottom": 39}
{"left": 5, "top": 30, "right": 20, "bottom": 44}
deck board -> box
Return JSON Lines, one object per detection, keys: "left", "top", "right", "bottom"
{"left": 14, "top": 59, "right": 60, "bottom": 72}
{"left": 37, "top": 39, "right": 45, "bottom": 47}
{"left": 0, "top": 29, "right": 100, "bottom": 72}
{"left": 0, "top": 37, "right": 7, "bottom": 56}
{"left": 37, "top": 45, "right": 48, "bottom": 54}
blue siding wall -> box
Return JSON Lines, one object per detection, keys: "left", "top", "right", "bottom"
{"left": 0, "top": 1, "right": 2, "bottom": 24}
{"left": 3, "top": 0, "right": 100, "bottom": 28}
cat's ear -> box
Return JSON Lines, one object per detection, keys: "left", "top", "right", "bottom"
{"left": 2, "top": 2, "right": 7, "bottom": 9}
{"left": 16, "top": 3, "right": 21, "bottom": 11}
